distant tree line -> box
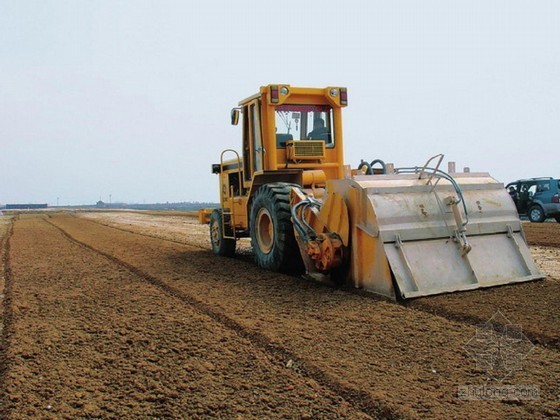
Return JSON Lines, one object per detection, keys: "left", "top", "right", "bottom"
{"left": 2, "top": 203, "right": 48, "bottom": 209}
{"left": 94, "top": 201, "right": 217, "bottom": 210}
{"left": 0, "top": 201, "right": 218, "bottom": 211}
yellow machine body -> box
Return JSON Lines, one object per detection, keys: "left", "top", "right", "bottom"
{"left": 202, "top": 85, "right": 543, "bottom": 299}
{"left": 206, "top": 85, "right": 346, "bottom": 237}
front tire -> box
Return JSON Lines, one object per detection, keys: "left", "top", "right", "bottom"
{"left": 209, "top": 209, "right": 236, "bottom": 257}
{"left": 250, "top": 183, "right": 302, "bottom": 273}
{"left": 528, "top": 205, "right": 545, "bottom": 223}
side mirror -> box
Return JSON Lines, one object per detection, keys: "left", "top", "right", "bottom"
{"left": 231, "top": 108, "right": 240, "bottom": 126}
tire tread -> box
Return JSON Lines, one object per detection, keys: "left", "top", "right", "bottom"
{"left": 250, "top": 183, "right": 303, "bottom": 273}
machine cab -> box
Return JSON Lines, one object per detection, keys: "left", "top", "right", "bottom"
{"left": 232, "top": 85, "right": 348, "bottom": 187}
{"left": 212, "top": 85, "right": 348, "bottom": 236}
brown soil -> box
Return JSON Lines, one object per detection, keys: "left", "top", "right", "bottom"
{"left": 1, "top": 215, "right": 362, "bottom": 418}
{"left": 0, "top": 215, "right": 13, "bottom": 293}
{"left": 80, "top": 211, "right": 253, "bottom": 253}
{"left": 80, "top": 212, "right": 560, "bottom": 347}
{"left": 523, "top": 221, "right": 560, "bottom": 247}
{"left": 1, "top": 212, "right": 559, "bottom": 417}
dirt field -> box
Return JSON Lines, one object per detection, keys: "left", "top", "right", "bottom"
{"left": 523, "top": 220, "right": 560, "bottom": 247}
{"left": 1, "top": 212, "right": 559, "bottom": 418}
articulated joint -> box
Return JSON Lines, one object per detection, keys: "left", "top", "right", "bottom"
{"left": 306, "top": 232, "right": 344, "bottom": 271}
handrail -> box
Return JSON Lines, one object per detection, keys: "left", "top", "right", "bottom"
{"left": 220, "top": 149, "right": 243, "bottom": 240}
{"left": 220, "top": 149, "right": 243, "bottom": 198}
{"left": 418, "top": 153, "right": 444, "bottom": 184}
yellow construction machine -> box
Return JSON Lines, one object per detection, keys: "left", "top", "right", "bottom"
{"left": 201, "top": 85, "right": 542, "bottom": 299}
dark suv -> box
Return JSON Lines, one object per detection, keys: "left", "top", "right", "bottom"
{"left": 506, "top": 177, "right": 560, "bottom": 223}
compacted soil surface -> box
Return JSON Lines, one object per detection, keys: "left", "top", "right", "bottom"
{"left": 0, "top": 212, "right": 559, "bottom": 418}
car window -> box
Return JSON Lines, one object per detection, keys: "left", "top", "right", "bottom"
{"left": 528, "top": 184, "right": 537, "bottom": 197}
{"left": 537, "top": 181, "right": 551, "bottom": 193}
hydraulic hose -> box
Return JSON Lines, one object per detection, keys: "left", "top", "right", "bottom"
{"left": 357, "top": 160, "right": 373, "bottom": 175}
{"left": 395, "top": 166, "right": 469, "bottom": 226}
{"left": 291, "top": 198, "right": 322, "bottom": 241}
{"left": 370, "top": 159, "right": 387, "bottom": 174}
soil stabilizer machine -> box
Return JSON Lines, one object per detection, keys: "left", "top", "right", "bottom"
{"left": 202, "top": 85, "right": 542, "bottom": 299}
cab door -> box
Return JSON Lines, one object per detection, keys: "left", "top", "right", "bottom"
{"left": 241, "top": 99, "right": 264, "bottom": 182}
{"left": 249, "top": 100, "right": 264, "bottom": 173}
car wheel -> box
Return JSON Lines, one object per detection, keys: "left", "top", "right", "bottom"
{"left": 528, "top": 205, "right": 545, "bottom": 223}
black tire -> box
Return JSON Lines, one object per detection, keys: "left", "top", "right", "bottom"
{"left": 527, "top": 205, "right": 545, "bottom": 223}
{"left": 555, "top": 216, "right": 560, "bottom": 223}
{"left": 330, "top": 259, "right": 349, "bottom": 287}
{"left": 209, "top": 209, "right": 236, "bottom": 257}
{"left": 250, "top": 183, "right": 303, "bottom": 273}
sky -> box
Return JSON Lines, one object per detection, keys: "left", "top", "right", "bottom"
{"left": 0, "top": 0, "right": 558, "bottom": 205}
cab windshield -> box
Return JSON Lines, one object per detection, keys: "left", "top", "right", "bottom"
{"left": 275, "top": 104, "right": 333, "bottom": 147}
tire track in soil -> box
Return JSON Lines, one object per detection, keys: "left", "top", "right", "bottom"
{"left": 44, "top": 218, "right": 400, "bottom": 419}
{"left": 405, "top": 296, "right": 560, "bottom": 351}
{"left": 48, "top": 214, "right": 560, "bottom": 418}
{"left": 350, "top": 284, "right": 560, "bottom": 353}
{"left": 0, "top": 217, "right": 15, "bottom": 418}
{"left": 71, "top": 215, "right": 256, "bottom": 263}
{"left": 70, "top": 213, "right": 205, "bottom": 249}
{"left": 79, "top": 214, "right": 560, "bottom": 352}
{"left": 10, "top": 216, "right": 368, "bottom": 418}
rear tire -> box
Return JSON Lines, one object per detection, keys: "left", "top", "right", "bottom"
{"left": 528, "top": 205, "right": 545, "bottom": 223}
{"left": 250, "top": 183, "right": 303, "bottom": 273}
{"left": 209, "top": 209, "right": 236, "bottom": 257}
